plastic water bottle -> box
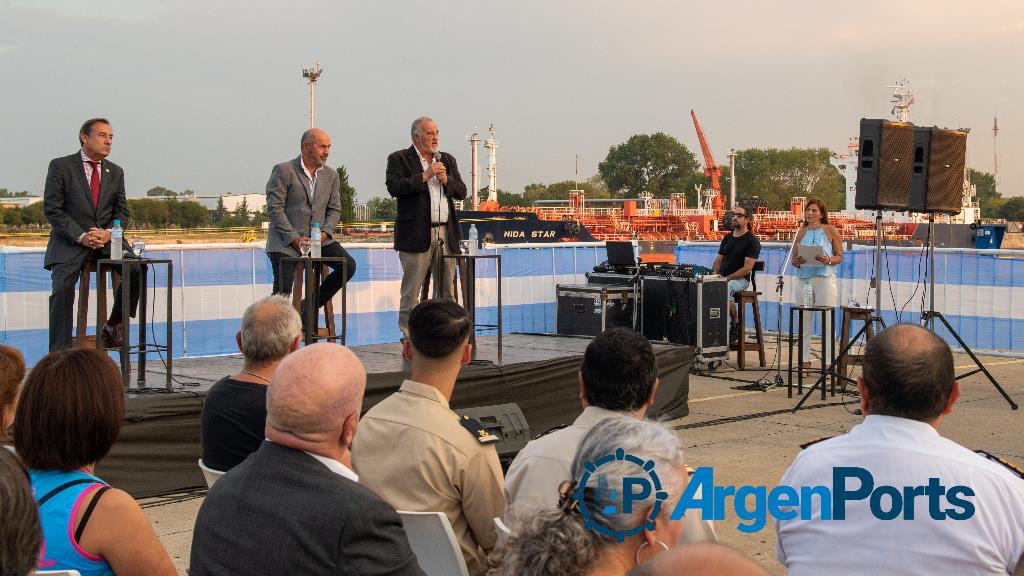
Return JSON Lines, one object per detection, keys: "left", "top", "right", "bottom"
{"left": 802, "top": 280, "right": 814, "bottom": 308}
{"left": 468, "top": 224, "right": 479, "bottom": 255}
{"left": 111, "top": 219, "right": 123, "bottom": 260}
{"left": 674, "top": 240, "right": 685, "bottom": 265}
{"left": 310, "top": 222, "right": 322, "bottom": 259}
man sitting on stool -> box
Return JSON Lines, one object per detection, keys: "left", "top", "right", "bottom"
{"left": 711, "top": 206, "right": 760, "bottom": 344}
{"left": 265, "top": 128, "right": 356, "bottom": 316}
{"left": 43, "top": 118, "right": 140, "bottom": 351}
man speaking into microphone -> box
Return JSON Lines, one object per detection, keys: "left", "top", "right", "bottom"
{"left": 386, "top": 117, "right": 467, "bottom": 340}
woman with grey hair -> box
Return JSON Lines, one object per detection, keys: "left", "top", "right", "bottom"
{"left": 491, "top": 415, "right": 687, "bottom": 576}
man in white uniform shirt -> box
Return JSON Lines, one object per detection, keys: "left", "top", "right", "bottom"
{"left": 776, "top": 324, "right": 1024, "bottom": 576}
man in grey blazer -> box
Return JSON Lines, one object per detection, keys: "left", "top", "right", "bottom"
{"left": 265, "top": 128, "right": 356, "bottom": 312}
{"left": 189, "top": 343, "right": 425, "bottom": 576}
{"left": 43, "top": 118, "right": 140, "bottom": 351}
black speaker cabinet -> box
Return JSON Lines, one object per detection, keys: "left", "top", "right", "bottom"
{"left": 909, "top": 127, "right": 967, "bottom": 215}
{"left": 855, "top": 119, "right": 915, "bottom": 211}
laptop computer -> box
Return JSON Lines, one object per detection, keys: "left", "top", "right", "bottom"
{"left": 605, "top": 241, "right": 637, "bottom": 267}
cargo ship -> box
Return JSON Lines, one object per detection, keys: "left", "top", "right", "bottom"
{"left": 457, "top": 83, "right": 989, "bottom": 257}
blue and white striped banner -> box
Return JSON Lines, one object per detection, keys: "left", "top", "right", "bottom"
{"left": 2, "top": 242, "right": 1021, "bottom": 367}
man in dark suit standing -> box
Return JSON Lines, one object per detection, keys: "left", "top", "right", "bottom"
{"left": 265, "top": 128, "right": 356, "bottom": 312}
{"left": 386, "top": 117, "right": 467, "bottom": 339}
{"left": 43, "top": 118, "right": 140, "bottom": 351}
{"left": 189, "top": 343, "right": 425, "bottom": 576}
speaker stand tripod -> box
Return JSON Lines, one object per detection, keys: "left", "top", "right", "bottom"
{"left": 793, "top": 210, "right": 887, "bottom": 412}
{"left": 921, "top": 216, "right": 1017, "bottom": 410}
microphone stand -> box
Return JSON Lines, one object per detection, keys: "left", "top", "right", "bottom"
{"left": 765, "top": 228, "right": 801, "bottom": 389}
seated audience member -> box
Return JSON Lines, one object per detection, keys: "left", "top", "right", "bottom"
{"left": 0, "top": 448, "right": 42, "bottom": 576}
{"left": 776, "top": 324, "right": 1024, "bottom": 575}
{"left": 353, "top": 299, "right": 505, "bottom": 576}
{"left": 626, "top": 542, "right": 768, "bottom": 576}
{"left": 14, "top": 348, "right": 176, "bottom": 575}
{"left": 190, "top": 344, "right": 424, "bottom": 576}
{"left": 505, "top": 327, "right": 716, "bottom": 544}
{"left": 200, "top": 295, "right": 301, "bottom": 471}
{"left": 0, "top": 344, "right": 25, "bottom": 445}
{"left": 491, "top": 416, "right": 687, "bottom": 576}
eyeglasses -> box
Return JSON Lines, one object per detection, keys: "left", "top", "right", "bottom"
{"left": 733, "top": 212, "right": 748, "bottom": 218}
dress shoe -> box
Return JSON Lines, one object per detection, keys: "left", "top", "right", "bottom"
{"left": 101, "top": 323, "right": 124, "bottom": 348}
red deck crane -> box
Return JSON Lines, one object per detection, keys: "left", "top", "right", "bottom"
{"left": 690, "top": 109, "right": 725, "bottom": 213}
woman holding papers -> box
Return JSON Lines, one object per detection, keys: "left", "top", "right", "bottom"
{"left": 791, "top": 199, "right": 844, "bottom": 371}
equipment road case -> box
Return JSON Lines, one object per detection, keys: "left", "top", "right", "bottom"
{"left": 641, "top": 275, "right": 729, "bottom": 363}
{"left": 556, "top": 284, "right": 639, "bottom": 336}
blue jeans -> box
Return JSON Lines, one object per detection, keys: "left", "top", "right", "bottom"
{"left": 727, "top": 278, "right": 750, "bottom": 300}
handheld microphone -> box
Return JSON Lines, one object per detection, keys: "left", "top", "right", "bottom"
{"left": 433, "top": 152, "right": 441, "bottom": 163}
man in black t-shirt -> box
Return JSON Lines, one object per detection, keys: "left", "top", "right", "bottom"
{"left": 712, "top": 207, "right": 761, "bottom": 343}
{"left": 200, "top": 295, "right": 301, "bottom": 472}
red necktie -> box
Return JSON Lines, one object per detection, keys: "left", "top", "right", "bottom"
{"left": 88, "top": 161, "right": 100, "bottom": 208}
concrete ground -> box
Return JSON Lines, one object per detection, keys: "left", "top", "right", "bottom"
{"left": 143, "top": 342, "right": 1024, "bottom": 575}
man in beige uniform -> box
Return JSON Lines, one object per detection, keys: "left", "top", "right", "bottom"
{"left": 352, "top": 299, "right": 505, "bottom": 576}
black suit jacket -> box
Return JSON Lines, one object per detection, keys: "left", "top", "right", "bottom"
{"left": 190, "top": 441, "right": 425, "bottom": 576}
{"left": 386, "top": 146, "right": 467, "bottom": 253}
{"left": 43, "top": 152, "right": 129, "bottom": 269}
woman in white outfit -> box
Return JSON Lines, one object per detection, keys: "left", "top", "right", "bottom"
{"left": 791, "top": 199, "right": 843, "bottom": 371}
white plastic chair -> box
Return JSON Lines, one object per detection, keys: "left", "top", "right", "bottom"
{"left": 198, "top": 458, "right": 225, "bottom": 488}
{"left": 397, "top": 510, "right": 469, "bottom": 576}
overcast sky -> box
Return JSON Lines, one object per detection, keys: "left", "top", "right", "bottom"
{"left": 1, "top": 0, "right": 1021, "bottom": 204}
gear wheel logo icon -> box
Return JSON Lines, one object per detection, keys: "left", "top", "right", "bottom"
{"left": 572, "top": 447, "right": 668, "bottom": 542}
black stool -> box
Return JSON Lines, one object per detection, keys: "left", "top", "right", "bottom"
{"left": 787, "top": 305, "right": 836, "bottom": 399}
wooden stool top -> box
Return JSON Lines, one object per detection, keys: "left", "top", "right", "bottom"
{"left": 841, "top": 306, "right": 874, "bottom": 318}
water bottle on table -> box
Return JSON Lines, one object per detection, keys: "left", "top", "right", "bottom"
{"left": 310, "top": 222, "right": 322, "bottom": 259}
{"left": 468, "top": 224, "right": 479, "bottom": 255}
{"left": 111, "top": 219, "right": 123, "bottom": 261}
{"left": 802, "top": 280, "right": 814, "bottom": 308}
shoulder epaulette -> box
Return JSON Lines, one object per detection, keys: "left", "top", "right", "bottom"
{"left": 975, "top": 449, "right": 1024, "bottom": 479}
{"left": 800, "top": 436, "right": 836, "bottom": 450}
{"left": 532, "top": 424, "right": 570, "bottom": 441}
{"left": 459, "top": 415, "right": 500, "bottom": 445}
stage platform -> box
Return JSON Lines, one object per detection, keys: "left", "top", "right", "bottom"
{"left": 98, "top": 333, "right": 695, "bottom": 498}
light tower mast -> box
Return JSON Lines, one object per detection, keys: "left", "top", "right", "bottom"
{"left": 468, "top": 128, "right": 481, "bottom": 210}
{"left": 994, "top": 110, "right": 1000, "bottom": 193}
{"left": 484, "top": 124, "right": 498, "bottom": 204}
{"left": 302, "top": 62, "right": 323, "bottom": 128}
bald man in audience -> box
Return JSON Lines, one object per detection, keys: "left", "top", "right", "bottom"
{"left": 189, "top": 344, "right": 424, "bottom": 576}
{"left": 776, "top": 324, "right": 1024, "bottom": 576}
